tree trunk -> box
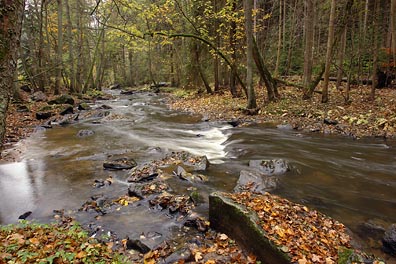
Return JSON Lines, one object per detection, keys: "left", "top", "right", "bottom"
{"left": 285, "top": 0, "right": 298, "bottom": 75}
{"left": 371, "top": 0, "right": 380, "bottom": 100}
{"left": 336, "top": 27, "right": 347, "bottom": 90}
{"left": 0, "top": 0, "right": 25, "bottom": 148}
{"left": 253, "top": 38, "right": 276, "bottom": 102}
{"left": 37, "top": 0, "right": 47, "bottom": 91}
{"left": 274, "top": 0, "right": 282, "bottom": 77}
{"left": 244, "top": 0, "right": 257, "bottom": 109}
{"left": 65, "top": 0, "right": 75, "bottom": 93}
{"left": 213, "top": 0, "right": 220, "bottom": 92}
{"left": 303, "top": 0, "right": 314, "bottom": 99}
{"left": 229, "top": 0, "right": 238, "bottom": 97}
{"left": 391, "top": 0, "right": 396, "bottom": 65}
{"left": 75, "top": 0, "right": 83, "bottom": 93}
{"left": 321, "top": 0, "right": 336, "bottom": 103}
{"left": 55, "top": 0, "right": 63, "bottom": 95}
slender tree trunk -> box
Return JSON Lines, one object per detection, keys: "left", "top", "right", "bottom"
{"left": 336, "top": 27, "right": 347, "bottom": 90}
{"left": 170, "top": 47, "right": 176, "bottom": 86}
{"left": 253, "top": 38, "right": 276, "bottom": 102}
{"left": 37, "top": 0, "right": 47, "bottom": 90}
{"left": 321, "top": 0, "right": 336, "bottom": 103}
{"left": 229, "top": 0, "right": 238, "bottom": 97}
{"left": 65, "top": 0, "right": 75, "bottom": 93}
{"left": 75, "top": 0, "right": 83, "bottom": 93}
{"left": 303, "top": 0, "right": 314, "bottom": 99}
{"left": 391, "top": 0, "right": 396, "bottom": 65}
{"left": 371, "top": 0, "right": 380, "bottom": 100}
{"left": 244, "top": 0, "right": 257, "bottom": 109}
{"left": 195, "top": 42, "right": 212, "bottom": 94}
{"left": 213, "top": 0, "right": 219, "bottom": 91}
{"left": 55, "top": 0, "right": 63, "bottom": 95}
{"left": 285, "top": 0, "right": 298, "bottom": 75}
{"left": 0, "top": 0, "right": 25, "bottom": 148}
{"left": 274, "top": 0, "right": 282, "bottom": 77}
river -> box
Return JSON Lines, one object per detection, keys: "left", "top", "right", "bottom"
{"left": 0, "top": 91, "right": 395, "bottom": 259}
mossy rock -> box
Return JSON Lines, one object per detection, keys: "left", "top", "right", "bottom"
{"left": 39, "top": 105, "right": 53, "bottom": 112}
{"left": 48, "top": 94, "right": 75, "bottom": 105}
{"left": 209, "top": 192, "right": 291, "bottom": 264}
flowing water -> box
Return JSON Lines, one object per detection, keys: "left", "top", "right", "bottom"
{"left": 0, "top": 91, "right": 395, "bottom": 259}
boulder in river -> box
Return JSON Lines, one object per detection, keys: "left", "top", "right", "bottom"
{"left": 109, "top": 83, "right": 121, "bottom": 90}
{"left": 125, "top": 238, "right": 151, "bottom": 253}
{"left": 76, "top": 129, "right": 95, "bottom": 137}
{"left": 234, "top": 169, "right": 278, "bottom": 193}
{"left": 127, "top": 164, "right": 159, "bottom": 182}
{"left": 382, "top": 224, "right": 396, "bottom": 256}
{"left": 98, "top": 104, "right": 112, "bottom": 110}
{"left": 103, "top": 157, "right": 137, "bottom": 170}
{"left": 172, "top": 165, "right": 208, "bottom": 182}
{"left": 356, "top": 219, "right": 386, "bottom": 242}
{"left": 249, "top": 159, "right": 290, "bottom": 175}
{"left": 120, "top": 89, "right": 135, "bottom": 95}
{"left": 128, "top": 181, "right": 169, "bottom": 199}
{"left": 60, "top": 105, "right": 74, "bottom": 115}
{"left": 78, "top": 103, "right": 91, "bottom": 111}
{"left": 48, "top": 94, "right": 75, "bottom": 105}
{"left": 163, "top": 151, "right": 210, "bottom": 171}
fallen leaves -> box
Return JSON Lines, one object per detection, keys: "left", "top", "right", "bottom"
{"left": 0, "top": 221, "right": 125, "bottom": 263}
{"left": 226, "top": 191, "right": 352, "bottom": 263}
{"left": 169, "top": 85, "right": 396, "bottom": 139}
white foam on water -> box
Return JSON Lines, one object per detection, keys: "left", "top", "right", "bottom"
{"left": 107, "top": 125, "right": 231, "bottom": 164}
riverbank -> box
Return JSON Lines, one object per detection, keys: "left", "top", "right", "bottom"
{"left": 169, "top": 85, "right": 396, "bottom": 140}
{"left": 0, "top": 87, "right": 394, "bottom": 263}
{"left": 2, "top": 84, "right": 395, "bottom": 162}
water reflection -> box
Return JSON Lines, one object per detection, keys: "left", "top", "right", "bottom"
{"left": 0, "top": 161, "right": 37, "bottom": 223}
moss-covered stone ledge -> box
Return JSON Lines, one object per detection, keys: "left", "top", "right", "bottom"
{"left": 209, "top": 192, "right": 291, "bottom": 264}
{"left": 209, "top": 192, "right": 383, "bottom": 264}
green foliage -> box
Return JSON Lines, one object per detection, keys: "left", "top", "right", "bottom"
{"left": 86, "top": 89, "right": 105, "bottom": 98}
{"left": 0, "top": 220, "right": 128, "bottom": 263}
{"left": 171, "top": 88, "right": 195, "bottom": 98}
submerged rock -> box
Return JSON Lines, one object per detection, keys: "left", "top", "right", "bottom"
{"left": 382, "top": 224, "right": 396, "bottom": 256}
{"left": 357, "top": 219, "right": 386, "bottom": 242}
{"left": 234, "top": 170, "right": 278, "bottom": 193}
{"left": 249, "top": 159, "right": 290, "bottom": 175}
{"left": 103, "top": 157, "right": 137, "bottom": 170}
{"left": 76, "top": 129, "right": 95, "bottom": 137}
{"left": 125, "top": 238, "right": 151, "bottom": 253}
